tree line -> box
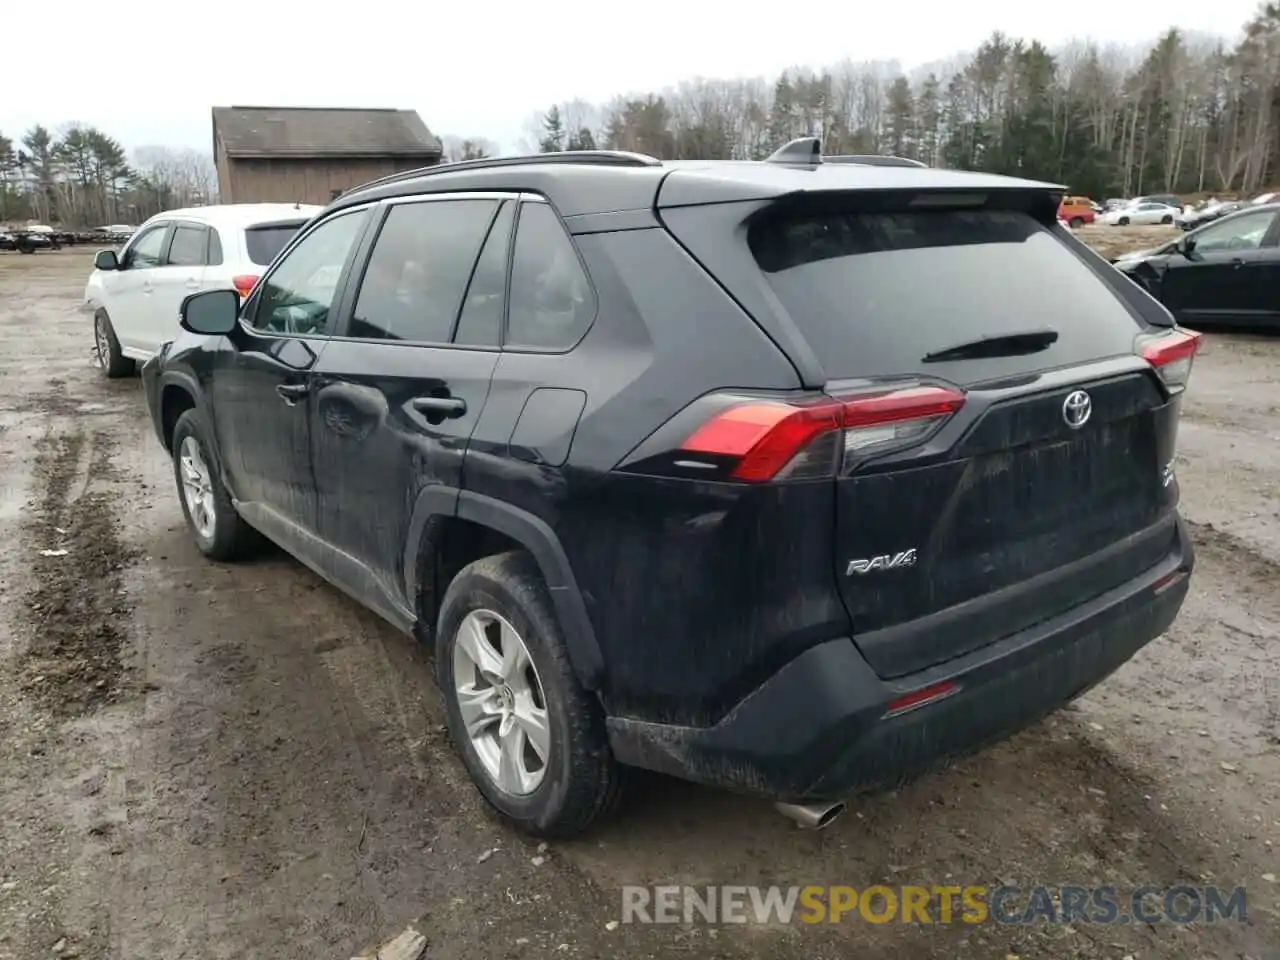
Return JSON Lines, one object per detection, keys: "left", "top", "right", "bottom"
{"left": 0, "top": 124, "right": 217, "bottom": 228}
{"left": 528, "top": 4, "right": 1280, "bottom": 200}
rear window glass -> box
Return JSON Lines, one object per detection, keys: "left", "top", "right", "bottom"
{"left": 245, "top": 222, "right": 306, "bottom": 266}
{"left": 748, "top": 208, "right": 1141, "bottom": 380}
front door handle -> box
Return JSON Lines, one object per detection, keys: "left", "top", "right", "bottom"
{"left": 276, "top": 382, "right": 310, "bottom": 406}
{"left": 185, "top": 279, "right": 201, "bottom": 289}
{"left": 411, "top": 395, "right": 467, "bottom": 418}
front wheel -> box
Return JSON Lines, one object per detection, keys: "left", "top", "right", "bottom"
{"left": 1117, "top": 217, "right": 1130, "bottom": 226}
{"left": 1069, "top": 217, "right": 1084, "bottom": 228}
{"left": 171, "top": 409, "right": 260, "bottom": 561}
{"left": 436, "top": 551, "right": 621, "bottom": 838}
{"left": 94, "top": 310, "right": 135, "bottom": 379}
{"left": 1161, "top": 214, "right": 1174, "bottom": 224}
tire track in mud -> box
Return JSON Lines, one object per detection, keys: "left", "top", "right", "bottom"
{"left": 19, "top": 423, "right": 137, "bottom": 715}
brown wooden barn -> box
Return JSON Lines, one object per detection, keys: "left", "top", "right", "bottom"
{"left": 211, "top": 106, "right": 443, "bottom": 205}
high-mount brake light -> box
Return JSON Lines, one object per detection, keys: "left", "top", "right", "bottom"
{"left": 680, "top": 385, "right": 966, "bottom": 483}
{"left": 1140, "top": 328, "right": 1201, "bottom": 392}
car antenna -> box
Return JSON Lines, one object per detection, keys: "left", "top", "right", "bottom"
{"left": 765, "top": 136, "right": 822, "bottom": 165}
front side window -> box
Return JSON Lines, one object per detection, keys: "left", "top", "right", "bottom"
{"left": 349, "top": 199, "right": 498, "bottom": 343}
{"left": 1192, "top": 210, "right": 1277, "bottom": 253}
{"left": 250, "top": 211, "right": 367, "bottom": 336}
{"left": 124, "top": 224, "right": 168, "bottom": 268}
{"left": 166, "top": 225, "right": 208, "bottom": 267}
{"left": 505, "top": 203, "right": 595, "bottom": 351}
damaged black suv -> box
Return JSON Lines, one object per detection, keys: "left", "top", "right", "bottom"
{"left": 142, "top": 139, "right": 1198, "bottom": 838}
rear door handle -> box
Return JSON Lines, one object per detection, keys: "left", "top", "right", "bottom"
{"left": 185, "top": 279, "right": 201, "bottom": 289}
{"left": 411, "top": 396, "right": 467, "bottom": 418}
{"left": 276, "top": 382, "right": 310, "bottom": 405}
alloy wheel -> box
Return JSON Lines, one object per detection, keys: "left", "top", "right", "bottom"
{"left": 94, "top": 317, "right": 110, "bottom": 371}
{"left": 452, "top": 609, "right": 550, "bottom": 796}
{"left": 178, "top": 436, "right": 217, "bottom": 540}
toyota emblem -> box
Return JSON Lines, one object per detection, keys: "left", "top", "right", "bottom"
{"left": 1062, "top": 390, "right": 1092, "bottom": 429}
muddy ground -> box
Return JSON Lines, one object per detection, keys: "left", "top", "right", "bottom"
{"left": 1074, "top": 223, "right": 1180, "bottom": 260}
{"left": 0, "top": 246, "right": 1275, "bottom": 960}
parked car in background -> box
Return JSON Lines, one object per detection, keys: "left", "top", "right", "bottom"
{"left": 1176, "top": 199, "right": 1243, "bottom": 231}
{"left": 1103, "top": 198, "right": 1129, "bottom": 212}
{"left": 1133, "top": 194, "right": 1184, "bottom": 211}
{"left": 84, "top": 203, "right": 321, "bottom": 377}
{"left": 0, "top": 232, "right": 15, "bottom": 251}
{"left": 1113, "top": 202, "right": 1280, "bottom": 328}
{"left": 140, "top": 142, "right": 1196, "bottom": 838}
{"left": 1058, "top": 195, "right": 1096, "bottom": 227}
{"left": 1100, "top": 202, "right": 1180, "bottom": 226}
{"left": 1249, "top": 191, "right": 1278, "bottom": 206}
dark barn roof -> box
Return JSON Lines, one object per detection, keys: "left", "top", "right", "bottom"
{"left": 212, "top": 106, "right": 442, "bottom": 160}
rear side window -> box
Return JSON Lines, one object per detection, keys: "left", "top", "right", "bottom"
{"left": 748, "top": 208, "right": 1142, "bottom": 380}
{"left": 245, "top": 223, "right": 306, "bottom": 266}
{"left": 506, "top": 203, "right": 595, "bottom": 351}
{"left": 454, "top": 201, "right": 515, "bottom": 348}
{"left": 349, "top": 199, "right": 499, "bottom": 343}
{"left": 166, "top": 225, "right": 207, "bottom": 266}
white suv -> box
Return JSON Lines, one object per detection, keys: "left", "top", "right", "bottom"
{"left": 84, "top": 203, "right": 321, "bottom": 377}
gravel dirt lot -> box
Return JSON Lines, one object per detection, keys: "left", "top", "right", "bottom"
{"left": 0, "top": 245, "right": 1276, "bottom": 960}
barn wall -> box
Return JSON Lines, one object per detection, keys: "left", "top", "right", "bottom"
{"left": 214, "top": 140, "right": 233, "bottom": 203}
{"left": 221, "top": 157, "right": 435, "bottom": 205}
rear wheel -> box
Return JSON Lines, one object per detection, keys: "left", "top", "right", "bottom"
{"left": 1161, "top": 214, "right": 1174, "bottom": 224}
{"left": 93, "top": 310, "right": 135, "bottom": 379}
{"left": 436, "top": 551, "right": 621, "bottom": 838}
{"left": 1117, "top": 216, "right": 1130, "bottom": 226}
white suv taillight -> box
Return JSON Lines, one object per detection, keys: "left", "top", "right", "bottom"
{"left": 1139, "top": 328, "right": 1202, "bottom": 393}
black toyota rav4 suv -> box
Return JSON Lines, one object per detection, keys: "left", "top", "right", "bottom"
{"left": 142, "top": 139, "right": 1198, "bottom": 838}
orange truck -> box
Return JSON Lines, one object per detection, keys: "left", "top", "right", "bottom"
{"left": 1058, "top": 196, "right": 1096, "bottom": 227}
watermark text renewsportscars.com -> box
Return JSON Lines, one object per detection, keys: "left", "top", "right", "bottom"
{"left": 620, "top": 884, "right": 1248, "bottom": 926}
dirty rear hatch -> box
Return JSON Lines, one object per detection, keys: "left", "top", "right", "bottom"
{"left": 661, "top": 184, "right": 1187, "bottom": 678}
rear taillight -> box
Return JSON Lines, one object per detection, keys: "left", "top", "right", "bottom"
{"left": 679, "top": 384, "right": 965, "bottom": 483}
{"left": 232, "top": 274, "right": 260, "bottom": 299}
{"left": 1140, "top": 328, "right": 1201, "bottom": 392}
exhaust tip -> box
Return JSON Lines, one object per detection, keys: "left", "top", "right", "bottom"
{"left": 775, "top": 800, "right": 847, "bottom": 830}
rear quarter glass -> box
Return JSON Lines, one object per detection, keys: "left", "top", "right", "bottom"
{"left": 244, "top": 225, "right": 305, "bottom": 266}
{"left": 747, "top": 207, "right": 1146, "bottom": 385}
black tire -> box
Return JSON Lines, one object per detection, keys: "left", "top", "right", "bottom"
{"left": 1161, "top": 214, "right": 1173, "bottom": 224}
{"left": 170, "top": 409, "right": 260, "bottom": 561}
{"left": 436, "top": 550, "right": 621, "bottom": 838}
{"left": 1069, "top": 217, "right": 1084, "bottom": 228}
{"left": 93, "top": 310, "right": 135, "bottom": 379}
{"left": 1117, "top": 217, "right": 1130, "bottom": 226}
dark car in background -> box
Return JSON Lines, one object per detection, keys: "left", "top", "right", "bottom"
{"left": 1114, "top": 202, "right": 1280, "bottom": 328}
{"left": 141, "top": 142, "right": 1198, "bottom": 838}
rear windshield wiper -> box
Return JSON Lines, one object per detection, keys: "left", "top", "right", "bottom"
{"left": 922, "top": 328, "right": 1059, "bottom": 363}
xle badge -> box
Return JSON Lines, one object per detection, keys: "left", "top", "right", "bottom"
{"left": 846, "top": 549, "right": 918, "bottom": 576}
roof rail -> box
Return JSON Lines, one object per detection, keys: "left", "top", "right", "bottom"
{"left": 764, "top": 137, "right": 928, "bottom": 169}
{"left": 825, "top": 154, "right": 928, "bottom": 169}
{"left": 344, "top": 149, "right": 664, "bottom": 196}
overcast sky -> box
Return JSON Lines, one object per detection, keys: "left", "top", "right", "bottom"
{"left": 2, "top": 0, "right": 1260, "bottom": 156}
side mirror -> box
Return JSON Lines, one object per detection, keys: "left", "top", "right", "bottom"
{"left": 180, "top": 289, "right": 240, "bottom": 335}
{"left": 93, "top": 249, "right": 119, "bottom": 271}
{"left": 1178, "top": 237, "right": 1197, "bottom": 258}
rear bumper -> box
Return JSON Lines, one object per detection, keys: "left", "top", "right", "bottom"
{"left": 607, "top": 517, "right": 1194, "bottom": 800}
